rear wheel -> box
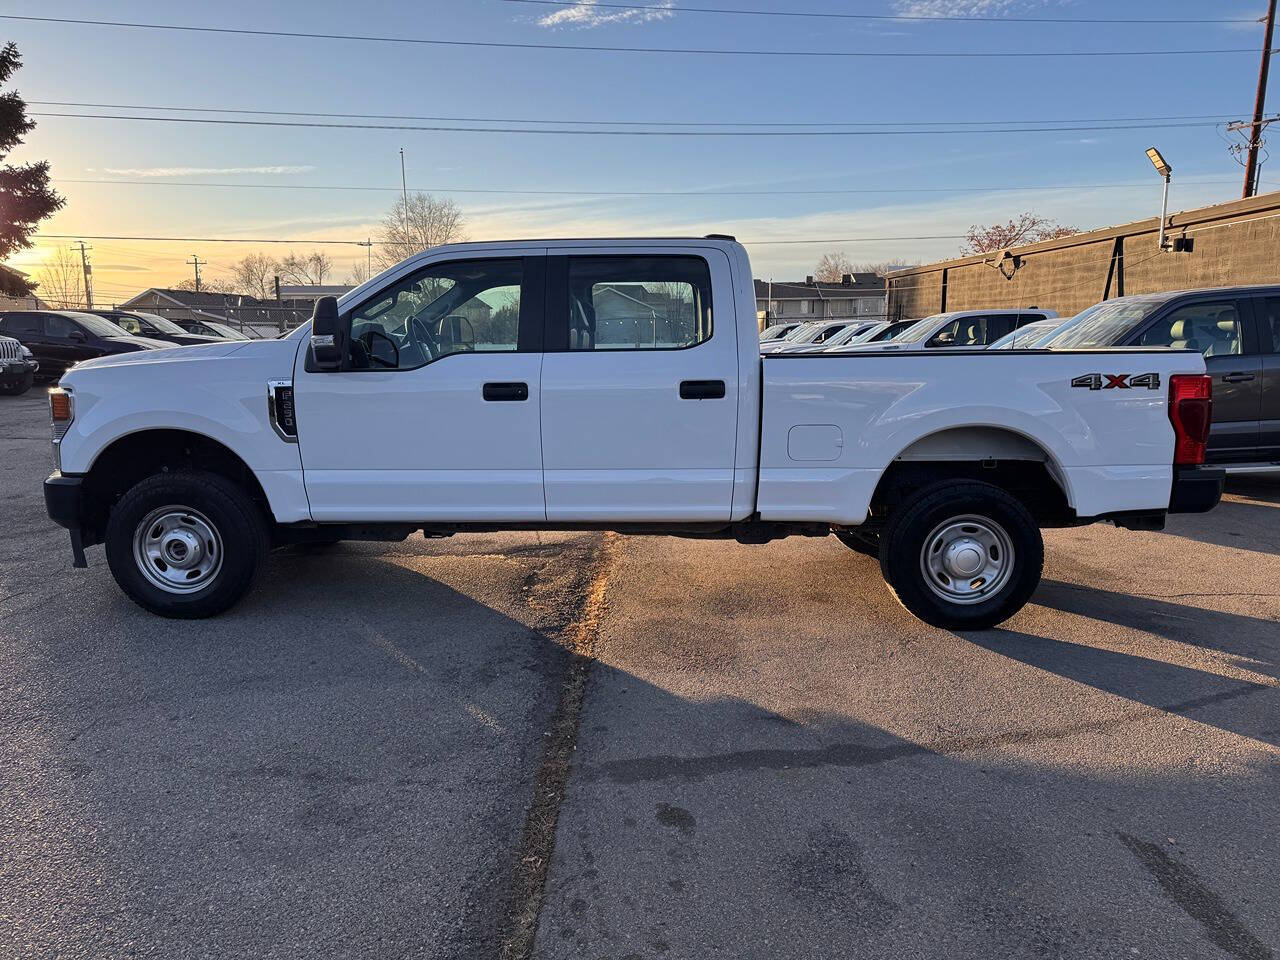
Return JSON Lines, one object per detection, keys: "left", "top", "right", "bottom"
{"left": 105, "top": 470, "right": 267, "bottom": 618}
{"left": 878, "top": 480, "right": 1042, "bottom": 630}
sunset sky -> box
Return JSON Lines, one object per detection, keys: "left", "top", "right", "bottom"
{"left": 3, "top": 0, "right": 1275, "bottom": 302}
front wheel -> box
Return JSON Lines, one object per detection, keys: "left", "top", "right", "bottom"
{"left": 878, "top": 480, "right": 1043, "bottom": 630}
{"left": 105, "top": 470, "right": 267, "bottom": 618}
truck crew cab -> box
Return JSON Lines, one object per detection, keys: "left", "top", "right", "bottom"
{"left": 43, "top": 238, "right": 1223, "bottom": 629}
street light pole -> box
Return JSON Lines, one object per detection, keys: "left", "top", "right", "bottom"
{"left": 1244, "top": 0, "right": 1278, "bottom": 198}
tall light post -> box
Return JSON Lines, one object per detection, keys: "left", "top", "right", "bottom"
{"left": 1146, "top": 147, "right": 1173, "bottom": 252}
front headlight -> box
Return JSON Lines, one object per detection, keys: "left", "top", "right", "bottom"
{"left": 20, "top": 344, "right": 32, "bottom": 358}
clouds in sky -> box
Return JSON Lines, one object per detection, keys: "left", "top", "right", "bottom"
{"left": 93, "top": 165, "right": 317, "bottom": 178}
{"left": 894, "top": 0, "right": 1057, "bottom": 16}
{"left": 535, "top": 0, "right": 675, "bottom": 29}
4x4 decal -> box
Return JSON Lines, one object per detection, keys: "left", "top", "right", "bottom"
{"left": 1071, "top": 373, "right": 1161, "bottom": 391}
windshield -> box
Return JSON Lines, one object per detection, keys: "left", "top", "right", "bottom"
{"left": 894, "top": 314, "right": 951, "bottom": 344}
{"left": 136, "top": 313, "right": 189, "bottom": 335}
{"left": 824, "top": 323, "right": 871, "bottom": 347}
{"left": 988, "top": 320, "right": 1055, "bottom": 350}
{"left": 205, "top": 321, "right": 251, "bottom": 340}
{"left": 759, "top": 325, "right": 792, "bottom": 341}
{"left": 64, "top": 312, "right": 132, "bottom": 338}
{"left": 1040, "top": 298, "right": 1166, "bottom": 349}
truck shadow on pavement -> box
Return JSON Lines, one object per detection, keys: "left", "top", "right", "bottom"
{"left": 1157, "top": 478, "right": 1280, "bottom": 554}
{"left": 1030, "top": 579, "right": 1280, "bottom": 682}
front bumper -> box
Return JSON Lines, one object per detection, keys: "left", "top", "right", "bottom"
{"left": 0, "top": 359, "right": 36, "bottom": 378}
{"left": 44, "top": 473, "right": 88, "bottom": 567}
{"left": 1168, "top": 465, "right": 1225, "bottom": 514}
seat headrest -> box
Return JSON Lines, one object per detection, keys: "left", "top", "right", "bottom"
{"left": 1169, "top": 319, "right": 1187, "bottom": 339}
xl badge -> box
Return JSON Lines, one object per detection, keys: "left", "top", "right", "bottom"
{"left": 1071, "top": 373, "right": 1161, "bottom": 391}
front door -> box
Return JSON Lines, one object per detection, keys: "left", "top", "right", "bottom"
{"left": 539, "top": 249, "right": 740, "bottom": 522}
{"left": 1137, "top": 298, "right": 1263, "bottom": 462}
{"left": 292, "top": 253, "right": 547, "bottom": 522}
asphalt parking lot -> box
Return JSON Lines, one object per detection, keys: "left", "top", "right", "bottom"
{"left": 2, "top": 389, "right": 1278, "bottom": 959}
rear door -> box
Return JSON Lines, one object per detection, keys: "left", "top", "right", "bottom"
{"left": 539, "top": 248, "right": 739, "bottom": 522}
{"left": 1133, "top": 297, "right": 1262, "bottom": 462}
{"left": 1251, "top": 294, "right": 1280, "bottom": 461}
{"left": 292, "top": 253, "right": 548, "bottom": 522}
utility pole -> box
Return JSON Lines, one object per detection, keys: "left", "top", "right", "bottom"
{"left": 73, "top": 241, "right": 93, "bottom": 309}
{"left": 1244, "top": 0, "right": 1277, "bottom": 198}
{"left": 186, "top": 254, "right": 207, "bottom": 293}
{"left": 399, "top": 147, "right": 411, "bottom": 256}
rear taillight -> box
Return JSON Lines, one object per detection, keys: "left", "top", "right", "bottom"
{"left": 1168, "top": 374, "right": 1212, "bottom": 466}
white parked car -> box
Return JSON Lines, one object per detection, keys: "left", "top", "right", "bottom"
{"left": 771, "top": 320, "right": 877, "bottom": 353}
{"left": 43, "top": 237, "right": 1221, "bottom": 629}
{"left": 844, "top": 309, "right": 1059, "bottom": 352}
{"left": 759, "top": 322, "right": 802, "bottom": 343}
{"left": 759, "top": 319, "right": 852, "bottom": 353}
{"left": 815, "top": 321, "right": 892, "bottom": 351}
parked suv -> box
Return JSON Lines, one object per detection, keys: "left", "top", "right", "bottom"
{"left": 1041, "top": 285, "right": 1280, "bottom": 469}
{"left": 0, "top": 310, "right": 170, "bottom": 379}
{"left": 172, "top": 318, "right": 252, "bottom": 341}
{"left": 88, "top": 310, "right": 221, "bottom": 347}
{"left": 0, "top": 334, "right": 39, "bottom": 395}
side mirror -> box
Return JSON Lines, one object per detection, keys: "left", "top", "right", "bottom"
{"left": 69, "top": 330, "right": 87, "bottom": 343}
{"left": 309, "top": 296, "right": 350, "bottom": 371}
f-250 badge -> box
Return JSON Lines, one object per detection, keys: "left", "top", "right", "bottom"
{"left": 1071, "top": 373, "right": 1161, "bottom": 391}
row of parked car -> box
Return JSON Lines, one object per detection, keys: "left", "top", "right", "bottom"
{"left": 760, "top": 284, "right": 1280, "bottom": 470}
{"left": 0, "top": 308, "right": 255, "bottom": 394}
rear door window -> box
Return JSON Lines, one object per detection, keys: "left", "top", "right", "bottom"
{"left": 1256, "top": 297, "right": 1280, "bottom": 353}
{"left": 561, "top": 256, "right": 712, "bottom": 351}
{"left": 0, "top": 313, "right": 41, "bottom": 336}
{"left": 1137, "top": 301, "right": 1244, "bottom": 356}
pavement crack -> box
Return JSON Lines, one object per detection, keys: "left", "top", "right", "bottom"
{"left": 1119, "top": 833, "right": 1274, "bottom": 960}
{"left": 498, "top": 531, "right": 619, "bottom": 960}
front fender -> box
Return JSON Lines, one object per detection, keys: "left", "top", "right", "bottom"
{"left": 58, "top": 339, "right": 310, "bottom": 523}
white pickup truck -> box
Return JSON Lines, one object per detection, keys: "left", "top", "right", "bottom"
{"left": 43, "top": 237, "right": 1223, "bottom": 629}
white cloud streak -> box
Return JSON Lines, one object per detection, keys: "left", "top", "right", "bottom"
{"left": 536, "top": 0, "right": 674, "bottom": 29}
{"left": 95, "top": 165, "right": 317, "bottom": 177}
{"left": 894, "top": 0, "right": 1056, "bottom": 16}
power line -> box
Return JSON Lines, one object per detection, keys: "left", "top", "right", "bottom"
{"left": 31, "top": 112, "right": 1230, "bottom": 137}
{"left": 503, "top": 0, "right": 1259, "bottom": 25}
{"left": 0, "top": 15, "right": 1258, "bottom": 58}
{"left": 27, "top": 100, "right": 1243, "bottom": 129}
{"left": 53, "top": 175, "right": 1250, "bottom": 198}
{"left": 36, "top": 231, "right": 964, "bottom": 246}
{"left": 37, "top": 234, "right": 367, "bottom": 246}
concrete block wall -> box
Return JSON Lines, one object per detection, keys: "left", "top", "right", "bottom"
{"left": 887, "top": 192, "right": 1280, "bottom": 320}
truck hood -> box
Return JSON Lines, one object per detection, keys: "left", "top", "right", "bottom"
{"left": 71, "top": 340, "right": 248, "bottom": 372}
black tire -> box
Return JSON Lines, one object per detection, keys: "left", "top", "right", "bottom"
{"left": 0, "top": 371, "right": 33, "bottom": 395}
{"left": 833, "top": 528, "right": 880, "bottom": 558}
{"left": 105, "top": 470, "right": 267, "bottom": 618}
{"left": 878, "top": 480, "right": 1043, "bottom": 630}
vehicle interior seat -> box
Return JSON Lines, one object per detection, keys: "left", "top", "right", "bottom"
{"left": 1167, "top": 319, "right": 1201, "bottom": 353}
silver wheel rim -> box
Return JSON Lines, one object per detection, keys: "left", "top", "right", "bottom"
{"left": 919, "top": 514, "right": 1014, "bottom": 605}
{"left": 132, "top": 505, "right": 224, "bottom": 595}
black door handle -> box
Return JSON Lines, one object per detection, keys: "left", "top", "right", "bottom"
{"left": 482, "top": 381, "right": 529, "bottom": 401}
{"left": 679, "top": 379, "right": 726, "bottom": 400}
{"left": 1221, "top": 373, "right": 1256, "bottom": 383}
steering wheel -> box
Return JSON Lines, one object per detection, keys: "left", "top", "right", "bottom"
{"left": 409, "top": 314, "right": 440, "bottom": 361}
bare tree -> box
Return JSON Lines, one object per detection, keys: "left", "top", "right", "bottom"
{"left": 814, "top": 251, "right": 914, "bottom": 280}
{"left": 172, "top": 276, "right": 231, "bottom": 294}
{"left": 279, "top": 250, "right": 334, "bottom": 286}
{"left": 961, "top": 212, "right": 1078, "bottom": 256}
{"left": 344, "top": 259, "right": 372, "bottom": 287}
{"left": 35, "top": 245, "right": 83, "bottom": 307}
{"left": 813, "top": 250, "right": 856, "bottom": 282}
{"left": 230, "top": 252, "right": 280, "bottom": 299}
{"left": 376, "top": 193, "right": 466, "bottom": 269}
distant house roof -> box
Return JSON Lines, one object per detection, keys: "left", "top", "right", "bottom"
{"left": 754, "top": 275, "right": 886, "bottom": 299}
{"left": 119, "top": 287, "right": 270, "bottom": 310}
{"left": 277, "top": 284, "right": 353, "bottom": 299}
